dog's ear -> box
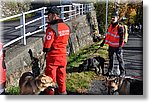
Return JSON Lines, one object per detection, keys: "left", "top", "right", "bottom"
{"left": 41, "top": 78, "right": 46, "bottom": 83}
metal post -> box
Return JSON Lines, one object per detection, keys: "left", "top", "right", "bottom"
{"left": 74, "top": 5, "right": 76, "bottom": 18}
{"left": 78, "top": 5, "right": 80, "bottom": 15}
{"left": 105, "top": 0, "right": 108, "bottom": 35}
{"left": 60, "top": 0, "right": 61, "bottom": 5}
{"left": 81, "top": 4, "right": 83, "bottom": 15}
{"left": 41, "top": 7, "right": 46, "bottom": 32}
{"left": 61, "top": 7, "right": 64, "bottom": 20}
{"left": 20, "top": 12, "right": 26, "bottom": 45}
{"left": 69, "top": 6, "right": 72, "bottom": 20}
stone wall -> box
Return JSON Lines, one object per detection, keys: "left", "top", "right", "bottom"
{"left": 67, "top": 11, "right": 99, "bottom": 55}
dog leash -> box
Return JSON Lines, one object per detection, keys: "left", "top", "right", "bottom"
{"left": 41, "top": 52, "right": 46, "bottom": 71}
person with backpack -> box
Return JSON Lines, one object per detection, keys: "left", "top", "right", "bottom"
{"left": 100, "top": 12, "right": 126, "bottom": 77}
{"left": 43, "top": 6, "right": 70, "bottom": 95}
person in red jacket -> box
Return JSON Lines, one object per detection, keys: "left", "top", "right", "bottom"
{"left": 0, "top": 42, "right": 6, "bottom": 95}
{"left": 43, "top": 6, "right": 70, "bottom": 95}
{"left": 100, "top": 11, "right": 125, "bottom": 77}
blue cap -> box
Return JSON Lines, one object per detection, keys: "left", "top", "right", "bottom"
{"left": 111, "top": 11, "right": 119, "bottom": 17}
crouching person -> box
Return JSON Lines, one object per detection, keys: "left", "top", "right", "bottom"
{"left": 43, "top": 6, "right": 70, "bottom": 95}
{"left": 0, "top": 42, "right": 6, "bottom": 95}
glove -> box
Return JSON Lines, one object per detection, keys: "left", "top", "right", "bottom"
{"left": 100, "top": 40, "right": 105, "bottom": 47}
{"left": 43, "top": 48, "right": 51, "bottom": 52}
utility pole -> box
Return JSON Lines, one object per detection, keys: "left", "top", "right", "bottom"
{"left": 105, "top": 0, "right": 108, "bottom": 35}
{"left": 60, "top": 0, "right": 61, "bottom": 5}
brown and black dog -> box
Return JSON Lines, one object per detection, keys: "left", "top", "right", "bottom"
{"left": 78, "top": 56, "right": 106, "bottom": 75}
{"left": 105, "top": 76, "right": 143, "bottom": 95}
{"left": 19, "top": 72, "right": 57, "bottom": 95}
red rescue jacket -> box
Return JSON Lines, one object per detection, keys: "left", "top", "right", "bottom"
{"left": 43, "top": 19, "right": 70, "bottom": 56}
{"left": 105, "top": 24, "right": 124, "bottom": 47}
{"left": 0, "top": 43, "right": 6, "bottom": 85}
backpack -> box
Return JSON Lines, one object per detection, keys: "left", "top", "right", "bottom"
{"left": 123, "top": 25, "right": 129, "bottom": 43}
{"left": 118, "top": 24, "right": 129, "bottom": 43}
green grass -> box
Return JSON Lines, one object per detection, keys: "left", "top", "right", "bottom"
{"left": 6, "top": 42, "right": 108, "bottom": 95}
{"left": 66, "top": 42, "right": 108, "bottom": 94}
{"left": 6, "top": 86, "right": 20, "bottom": 95}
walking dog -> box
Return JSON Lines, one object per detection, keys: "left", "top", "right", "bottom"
{"left": 78, "top": 56, "right": 106, "bottom": 75}
{"left": 19, "top": 72, "right": 57, "bottom": 95}
{"left": 105, "top": 76, "right": 143, "bottom": 95}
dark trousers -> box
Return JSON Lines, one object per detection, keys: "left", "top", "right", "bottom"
{"left": 108, "top": 46, "right": 125, "bottom": 73}
{"left": 0, "top": 82, "right": 6, "bottom": 95}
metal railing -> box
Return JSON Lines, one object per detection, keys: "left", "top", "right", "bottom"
{"left": 1, "top": 3, "right": 93, "bottom": 48}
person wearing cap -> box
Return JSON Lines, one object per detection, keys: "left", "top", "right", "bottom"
{"left": 100, "top": 11, "right": 125, "bottom": 77}
{"left": 43, "top": 6, "right": 70, "bottom": 95}
{"left": 0, "top": 42, "right": 6, "bottom": 95}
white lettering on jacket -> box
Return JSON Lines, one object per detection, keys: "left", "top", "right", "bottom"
{"left": 59, "top": 30, "right": 69, "bottom": 36}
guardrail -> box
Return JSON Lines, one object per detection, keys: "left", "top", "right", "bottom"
{"left": 0, "top": 3, "right": 93, "bottom": 48}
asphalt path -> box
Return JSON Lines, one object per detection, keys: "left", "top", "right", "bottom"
{"left": 123, "top": 32, "right": 143, "bottom": 79}
{"left": 1, "top": 14, "right": 43, "bottom": 45}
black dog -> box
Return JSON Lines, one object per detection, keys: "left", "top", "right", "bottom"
{"left": 78, "top": 56, "right": 105, "bottom": 75}
{"left": 28, "top": 49, "right": 40, "bottom": 78}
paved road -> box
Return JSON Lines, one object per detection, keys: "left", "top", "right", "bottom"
{"left": 123, "top": 32, "right": 143, "bottom": 79}
{"left": 1, "top": 15, "right": 42, "bottom": 45}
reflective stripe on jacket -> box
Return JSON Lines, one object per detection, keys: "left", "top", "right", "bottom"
{"left": 105, "top": 24, "right": 124, "bottom": 47}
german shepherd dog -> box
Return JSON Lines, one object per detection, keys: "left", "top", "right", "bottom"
{"left": 19, "top": 72, "right": 57, "bottom": 95}
{"left": 105, "top": 76, "right": 143, "bottom": 95}
{"left": 78, "top": 56, "right": 106, "bottom": 75}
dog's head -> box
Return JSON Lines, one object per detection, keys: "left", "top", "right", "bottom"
{"left": 35, "top": 74, "right": 57, "bottom": 91}
{"left": 105, "top": 77, "right": 122, "bottom": 95}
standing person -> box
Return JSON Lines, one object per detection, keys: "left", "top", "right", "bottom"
{"left": 100, "top": 12, "right": 125, "bottom": 77}
{"left": 0, "top": 42, "right": 6, "bottom": 95}
{"left": 43, "top": 6, "right": 70, "bottom": 95}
